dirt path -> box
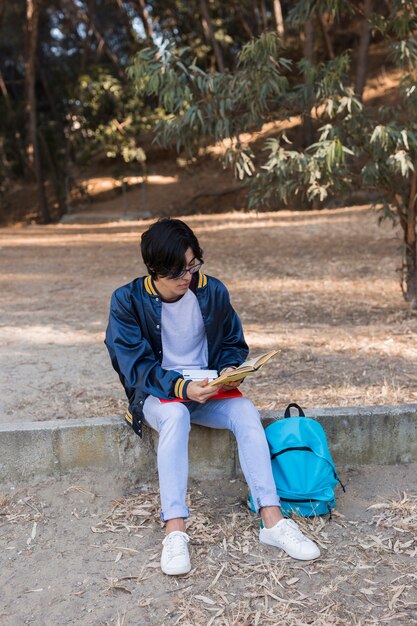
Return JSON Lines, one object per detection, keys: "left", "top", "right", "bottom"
{"left": 1, "top": 206, "right": 417, "bottom": 425}
{"left": 1, "top": 465, "right": 416, "bottom": 625}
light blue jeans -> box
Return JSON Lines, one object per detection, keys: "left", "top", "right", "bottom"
{"left": 143, "top": 395, "right": 280, "bottom": 521}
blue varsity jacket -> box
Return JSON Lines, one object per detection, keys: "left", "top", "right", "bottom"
{"left": 105, "top": 271, "right": 249, "bottom": 437}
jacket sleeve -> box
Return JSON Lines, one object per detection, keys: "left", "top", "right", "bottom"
{"left": 216, "top": 285, "right": 249, "bottom": 372}
{"left": 105, "top": 291, "right": 192, "bottom": 400}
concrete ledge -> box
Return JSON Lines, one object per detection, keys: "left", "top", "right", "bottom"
{"left": 0, "top": 417, "right": 154, "bottom": 483}
{"left": 1, "top": 404, "right": 416, "bottom": 483}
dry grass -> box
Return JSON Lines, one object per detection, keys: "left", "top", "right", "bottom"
{"left": 94, "top": 487, "right": 417, "bottom": 626}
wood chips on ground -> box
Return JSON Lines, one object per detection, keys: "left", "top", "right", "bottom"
{"left": 89, "top": 485, "right": 417, "bottom": 625}
{"left": 1, "top": 467, "right": 416, "bottom": 624}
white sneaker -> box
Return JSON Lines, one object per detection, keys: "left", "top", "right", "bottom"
{"left": 259, "top": 518, "right": 320, "bottom": 561}
{"left": 161, "top": 531, "right": 191, "bottom": 575}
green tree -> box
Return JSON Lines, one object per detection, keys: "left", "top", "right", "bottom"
{"left": 361, "top": 0, "right": 417, "bottom": 304}
{"left": 1, "top": 0, "right": 415, "bottom": 247}
{"left": 0, "top": 0, "right": 151, "bottom": 220}
{"left": 129, "top": 1, "right": 417, "bottom": 307}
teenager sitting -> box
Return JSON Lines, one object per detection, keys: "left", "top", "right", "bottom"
{"left": 105, "top": 218, "right": 320, "bottom": 575}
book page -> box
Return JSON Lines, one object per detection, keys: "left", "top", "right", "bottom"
{"left": 238, "top": 349, "right": 280, "bottom": 370}
{"left": 208, "top": 349, "right": 280, "bottom": 386}
{"left": 238, "top": 356, "right": 261, "bottom": 369}
{"left": 252, "top": 349, "right": 280, "bottom": 369}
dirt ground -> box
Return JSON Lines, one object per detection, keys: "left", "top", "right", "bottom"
{"left": 1, "top": 205, "right": 417, "bottom": 424}
{"left": 1, "top": 204, "right": 417, "bottom": 625}
{"left": 1, "top": 464, "right": 417, "bottom": 625}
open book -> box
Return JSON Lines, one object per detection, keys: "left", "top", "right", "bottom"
{"left": 208, "top": 349, "right": 280, "bottom": 387}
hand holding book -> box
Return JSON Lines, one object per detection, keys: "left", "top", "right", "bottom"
{"left": 218, "top": 367, "right": 242, "bottom": 391}
{"left": 186, "top": 379, "right": 219, "bottom": 403}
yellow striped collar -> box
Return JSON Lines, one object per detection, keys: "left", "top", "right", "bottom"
{"left": 197, "top": 271, "right": 208, "bottom": 289}
{"left": 144, "top": 273, "right": 208, "bottom": 296}
{"left": 144, "top": 275, "right": 158, "bottom": 296}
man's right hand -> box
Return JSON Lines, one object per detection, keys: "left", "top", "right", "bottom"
{"left": 186, "top": 379, "right": 218, "bottom": 403}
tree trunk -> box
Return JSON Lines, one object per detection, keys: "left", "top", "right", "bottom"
{"left": 252, "top": 1, "right": 261, "bottom": 36}
{"left": 0, "top": 69, "right": 28, "bottom": 173}
{"left": 260, "top": 0, "right": 268, "bottom": 31}
{"left": 39, "top": 66, "right": 61, "bottom": 122}
{"left": 38, "top": 66, "right": 67, "bottom": 216}
{"left": 355, "top": 0, "right": 373, "bottom": 99}
{"left": 25, "top": 0, "right": 38, "bottom": 173}
{"left": 0, "top": 0, "right": 5, "bottom": 27}
{"left": 25, "top": 0, "right": 50, "bottom": 222}
{"left": 200, "top": 0, "right": 225, "bottom": 72}
{"left": 303, "top": 17, "right": 314, "bottom": 148}
{"left": 272, "top": 0, "right": 285, "bottom": 39}
{"left": 317, "top": 11, "right": 334, "bottom": 59}
{"left": 137, "top": 0, "right": 153, "bottom": 41}
{"left": 0, "top": 69, "right": 10, "bottom": 104}
{"left": 0, "top": 41, "right": 12, "bottom": 183}
{"left": 39, "top": 131, "right": 66, "bottom": 218}
{"left": 404, "top": 169, "right": 417, "bottom": 306}
{"left": 1, "top": 1, "right": 28, "bottom": 174}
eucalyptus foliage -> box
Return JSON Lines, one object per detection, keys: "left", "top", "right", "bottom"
{"left": 129, "top": 1, "right": 417, "bottom": 304}
{"left": 129, "top": 34, "right": 360, "bottom": 202}
{"left": 128, "top": 33, "right": 292, "bottom": 179}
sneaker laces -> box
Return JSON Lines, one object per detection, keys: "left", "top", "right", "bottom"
{"left": 163, "top": 531, "right": 190, "bottom": 559}
{"left": 280, "top": 519, "right": 307, "bottom": 545}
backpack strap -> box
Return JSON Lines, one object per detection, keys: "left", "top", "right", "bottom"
{"left": 284, "top": 403, "right": 306, "bottom": 418}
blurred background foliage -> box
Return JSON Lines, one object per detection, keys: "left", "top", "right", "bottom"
{"left": 1, "top": 1, "right": 416, "bottom": 303}
{"left": 0, "top": 0, "right": 416, "bottom": 305}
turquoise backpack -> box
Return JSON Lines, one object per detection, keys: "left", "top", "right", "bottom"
{"left": 250, "top": 403, "right": 345, "bottom": 518}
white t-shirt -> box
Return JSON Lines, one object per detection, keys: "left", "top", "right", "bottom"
{"left": 161, "top": 289, "right": 208, "bottom": 371}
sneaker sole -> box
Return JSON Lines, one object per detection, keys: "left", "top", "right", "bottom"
{"left": 161, "top": 562, "right": 192, "bottom": 576}
{"left": 260, "top": 536, "right": 321, "bottom": 561}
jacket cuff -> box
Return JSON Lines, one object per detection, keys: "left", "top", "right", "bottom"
{"left": 173, "top": 377, "right": 192, "bottom": 400}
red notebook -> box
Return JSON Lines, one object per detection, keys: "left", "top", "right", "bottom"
{"left": 160, "top": 389, "right": 243, "bottom": 403}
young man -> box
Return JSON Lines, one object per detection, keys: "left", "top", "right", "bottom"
{"left": 105, "top": 218, "right": 320, "bottom": 576}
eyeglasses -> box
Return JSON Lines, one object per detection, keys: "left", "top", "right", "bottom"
{"left": 166, "top": 260, "right": 204, "bottom": 280}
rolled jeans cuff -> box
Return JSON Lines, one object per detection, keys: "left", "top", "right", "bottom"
{"left": 160, "top": 506, "right": 190, "bottom": 523}
{"left": 253, "top": 495, "right": 281, "bottom": 514}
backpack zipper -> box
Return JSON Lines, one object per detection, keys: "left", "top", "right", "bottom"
{"left": 270, "top": 446, "right": 346, "bottom": 493}
{"left": 270, "top": 446, "right": 313, "bottom": 460}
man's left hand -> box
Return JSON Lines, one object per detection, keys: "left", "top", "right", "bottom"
{"left": 219, "top": 367, "right": 244, "bottom": 391}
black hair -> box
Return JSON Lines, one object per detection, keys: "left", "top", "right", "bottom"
{"left": 141, "top": 218, "right": 204, "bottom": 279}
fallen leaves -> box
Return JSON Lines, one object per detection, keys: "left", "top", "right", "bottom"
{"left": 89, "top": 486, "right": 417, "bottom": 625}
{"left": 0, "top": 494, "right": 44, "bottom": 525}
